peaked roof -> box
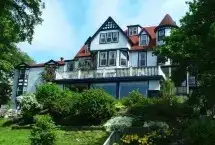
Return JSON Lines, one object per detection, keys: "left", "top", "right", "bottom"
{"left": 74, "top": 14, "right": 177, "bottom": 57}
{"left": 155, "top": 14, "right": 178, "bottom": 32}
{"left": 130, "top": 26, "right": 156, "bottom": 50}
{"left": 29, "top": 60, "right": 65, "bottom": 67}
{"left": 90, "top": 17, "right": 133, "bottom": 46}
{"left": 75, "top": 45, "right": 91, "bottom": 58}
{"left": 15, "top": 62, "right": 30, "bottom": 69}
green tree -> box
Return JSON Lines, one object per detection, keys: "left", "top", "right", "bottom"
{"left": 155, "top": 0, "right": 215, "bottom": 113}
{"left": 0, "top": 0, "right": 44, "bottom": 105}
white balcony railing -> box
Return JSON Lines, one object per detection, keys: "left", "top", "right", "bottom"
{"left": 55, "top": 66, "right": 166, "bottom": 80}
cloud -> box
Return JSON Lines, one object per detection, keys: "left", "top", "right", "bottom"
{"left": 18, "top": 0, "right": 75, "bottom": 62}
{"left": 85, "top": 0, "right": 189, "bottom": 30}
{"left": 18, "top": 0, "right": 190, "bottom": 63}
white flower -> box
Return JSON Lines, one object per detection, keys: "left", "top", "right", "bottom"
{"left": 103, "top": 116, "right": 134, "bottom": 132}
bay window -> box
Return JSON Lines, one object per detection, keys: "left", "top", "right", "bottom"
{"left": 120, "top": 51, "right": 127, "bottom": 66}
{"left": 139, "top": 52, "right": 146, "bottom": 67}
{"left": 100, "top": 52, "right": 107, "bottom": 66}
{"left": 108, "top": 51, "right": 116, "bottom": 66}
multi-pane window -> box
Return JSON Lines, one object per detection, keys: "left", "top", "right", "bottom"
{"left": 106, "top": 32, "right": 112, "bottom": 43}
{"left": 139, "top": 52, "right": 146, "bottom": 67}
{"left": 158, "top": 29, "right": 165, "bottom": 41}
{"left": 112, "top": 32, "right": 119, "bottom": 42}
{"left": 108, "top": 51, "right": 116, "bottom": 66}
{"left": 67, "top": 61, "right": 75, "bottom": 71}
{"left": 100, "top": 52, "right": 107, "bottom": 66}
{"left": 129, "top": 27, "right": 138, "bottom": 36}
{"left": 100, "top": 51, "right": 117, "bottom": 67}
{"left": 99, "top": 32, "right": 119, "bottom": 44}
{"left": 120, "top": 51, "right": 127, "bottom": 66}
{"left": 99, "top": 33, "right": 106, "bottom": 44}
{"left": 140, "top": 34, "right": 149, "bottom": 46}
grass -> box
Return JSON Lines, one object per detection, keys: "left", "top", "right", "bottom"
{"left": 0, "top": 119, "right": 108, "bottom": 145}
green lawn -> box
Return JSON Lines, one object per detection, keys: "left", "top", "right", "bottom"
{"left": 0, "top": 119, "right": 108, "bottom": 145}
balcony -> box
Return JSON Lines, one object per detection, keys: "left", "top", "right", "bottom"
{"left": 55, "top": 66, "right": 166, "bottom": 80}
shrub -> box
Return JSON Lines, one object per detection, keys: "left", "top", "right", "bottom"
{"left": 30, "top": 115, "right": 56, "bottom": 145}
{"left": 160, "top": 80, "right": 176, "bottom": 98}
{"left": 51, "top": 91, "right": 82, "bottom": 125}
{"left": 129, "top": 97, "right": 193, "bottom": 126}
{"left": 184, "top": 118, "right": 215, "bottom": 145}
{"left": 75, "top": 89, "right": 116, "bottom": 125}
{"left": 17, "top": 94, "right": 42, "bottom": 122}
{"left": 121, "top": 90, "right": 145, "bottom": 107}
{"left": 103, "top": 116, "right": 134, "bottom": 132}
{"left": 35, "top": 83, "right": 63, "bottom": 109}
{"left": 51, "top": 90, "right": 76, "bottom": 117}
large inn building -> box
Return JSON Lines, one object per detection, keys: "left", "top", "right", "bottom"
{"left": 12, "top": 14, "right": 196, "bottom": 107}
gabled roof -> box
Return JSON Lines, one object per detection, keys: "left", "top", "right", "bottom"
{"left": 127, "top": 24, "right": 142, "bottom": 28}
{"left": 130, "top": 26, "right": 156, "bottom": 50}
{"left": 90, "top": 17, "right": 133, "bottom": 46}
{"left": 29, "top": 60, "right": 65, "bottom": 68}
{"left": 75, "top": 14, "right": 176, "bottom": 56}
{"left": 15, "top": 62, "right": 30, "bottom": 69}
{"left": 44, "top": 59, "right": 58, "bottom": 65}
{"left": 75, "top": 45, "right": 91, "bottom": 58}
{"left": 155, "top": 14, "right": 178, "bottom": 32}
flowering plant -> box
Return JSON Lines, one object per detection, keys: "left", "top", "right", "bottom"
{"left": 17, "top": 94, "right": 42, "bottom": 120}
{"left": 103, "top": 116, "right": 134, "bottom": 132}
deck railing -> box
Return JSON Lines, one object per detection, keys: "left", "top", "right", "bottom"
{"left": 55, "top": 66, "right": 166, "bottom": 80}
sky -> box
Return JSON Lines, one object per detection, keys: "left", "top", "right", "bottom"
{"left": 18, "top": 0, "right": 190, "bottom": 63}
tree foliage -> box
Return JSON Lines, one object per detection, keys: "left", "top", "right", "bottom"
{"left": 0, "top": 0, "right": 44, "bottom": 105}
{"left": 155, "top": 0, "right": 215, "bottom": 111}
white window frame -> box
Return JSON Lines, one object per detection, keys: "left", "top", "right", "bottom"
{"left": 108, "top": 51, "right": 116, "bottom": 66}
{"left": 112, "top": 32, "right": 119, "bottom": 43}
{"left": 120, "top": 51, "right": 127, "bottom": 66}
{"left": 106, "top": 32, "right": 112, "bottom": 43}
{"left": 158, "top": 29, "right": 165, "bottom": 41}
{"left": 99, "top": 33, "right": 106, "bottom": 44}
{"left": 129, "top": 27, "right": 138, "bottom": 36}
{"left": 138, "top": 52, "right": 146, "bottom": 67}
{"left": 140, "top": 34, "right": 149, "bottom": 46}
{"left": 100, "top": 52, "right": 108, "bottom": 66}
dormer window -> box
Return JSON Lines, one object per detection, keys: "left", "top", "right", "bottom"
{"left": 140, "top": 34, "right": 149, "bottom": 46}
{"left": 158, "top": 29, "right": 165, "bottom": 41}
{"left": 129, "top": 27, "right": 138, "bottom": 36}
